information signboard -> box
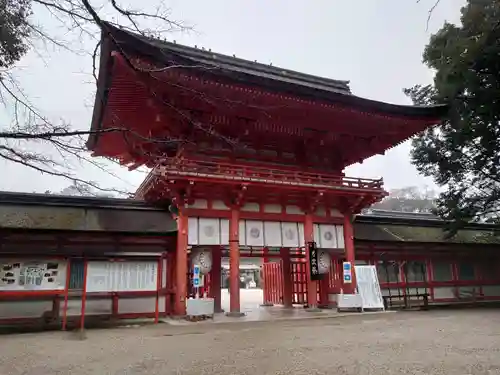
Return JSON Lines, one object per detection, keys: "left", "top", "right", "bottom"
{"left": 343, "top": 261, "right": 352, "bottom": 284}
{"left": 354, "top": 265, "right": 384, "bottom": 310}
{"left": 192, "top": 264, "right": 204, "bottom": 287}
{"left": 0, "top": 259, "right": 67, "bottom": 291}
{"left": 86, "top": 261, "right": 158, "bottom": 293}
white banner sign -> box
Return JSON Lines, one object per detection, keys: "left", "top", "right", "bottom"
{"left": 86, "top": 261, "right": 158, "bottom": 293}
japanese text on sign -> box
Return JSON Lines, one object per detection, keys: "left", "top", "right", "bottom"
{"left": 343, "top": 261, "right": 352, "bottom": 284}
{"left": 308, "top": 242, "right": 322, "bottom": 280}
{"left": 193, "top": 264, "right": 203, "bottom": 288}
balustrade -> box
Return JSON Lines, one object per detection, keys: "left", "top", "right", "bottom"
{"left": 154, "top": 159, "right": 384, "bottom": 191}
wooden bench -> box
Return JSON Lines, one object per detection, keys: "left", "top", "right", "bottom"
{"left": 383, "top": 293, "right": 429, "bottom": 310}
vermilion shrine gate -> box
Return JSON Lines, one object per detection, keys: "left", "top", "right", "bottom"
{"left": 87, "top": 23, "right": 448, "bottom": 316}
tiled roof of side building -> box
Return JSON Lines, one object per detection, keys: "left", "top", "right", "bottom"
{"left": 355, "top": 211, "right": 500, "bottom": 244}
{"left": 0, "top": 191, "right": 166, "bottom": 211}
{"left": 363, "top": 209, "right": 440, "bottom": 220}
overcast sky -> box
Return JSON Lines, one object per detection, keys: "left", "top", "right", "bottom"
{"left": 0, "top": 0, "right": 464, "bottom": 194}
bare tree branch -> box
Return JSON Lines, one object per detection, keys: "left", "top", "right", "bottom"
{"left": 1, "top": 0, "right": 193, "bottom": 196}
{"left": 417, "top": 0, "right": 441, "bottom": 31}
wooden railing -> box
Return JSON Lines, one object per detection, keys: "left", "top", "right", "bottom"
{"left": 155, "top": 159, "right": 384, "bottom": 191}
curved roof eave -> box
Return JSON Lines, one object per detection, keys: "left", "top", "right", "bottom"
{"left": 97, "top": 23, "right": 449, "bottom": 119}
{"left": 87, "top": 32, "right": 114, "bottom": 151}
{"left": 88, "top": 24, "right": 450, "bottom": 153}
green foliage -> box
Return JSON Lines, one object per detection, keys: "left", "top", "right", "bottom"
{"left": 407, "top": 1, "right": 500, "bottom": 229}
{"left": 0, "top": 0, "right": 32, "bottom": 69}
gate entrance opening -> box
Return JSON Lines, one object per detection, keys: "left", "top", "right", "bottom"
{"left": 186, "top": 246, "right": 350, "bottom": 316}
{"left": 222, "top": 260, "right": 262, "bottom": 314}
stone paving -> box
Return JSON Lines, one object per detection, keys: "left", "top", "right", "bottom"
{"left": 221, "top": 288, "right": 263, "bottom": 314}
{"left": 215, "top": 288, "right": 344, "bottom": 323}
{"left": 1, "top": 309, "right": 500, "bottom": 374}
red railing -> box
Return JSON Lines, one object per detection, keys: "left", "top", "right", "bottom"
{"left": 154, "top": 159, "right": 384, "bottom": 191}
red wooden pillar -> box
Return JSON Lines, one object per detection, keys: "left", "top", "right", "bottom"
{"left": 426, "top": 258, "right": 434, "bottom": 301}
{"left": 111, "top": 295, "right": 119, "bottom": 318}
{"left": 62, "top": 258, "right": 71, "bottom": 331}
{"left": 260, "top": 247, "right": 275, "bottom": 306}
{"left": 228, "top": 207, "right": 244, "bottom": 316}
{"left": 304, "top": 213, "right": 319, "bottom": 309}
{"left": 154, "top": 257, "right": 162, "bottom": 323}
{"left": 280, "top": 247, "right": 293, "bottom": 307}
{"left": 211, "top": 246, "right": 223, "bottom": 312}
{"left": 165, "top": 252, "right": 175, "bottom": 315}
{"left": 174, "top": 212, "right": 188, "bottom": 316}
{"left": 343, "top": 213, "right": 357, "bottom": 294}
{"left": 79, "top": 259, "right": 88, "bottom": 334}
{"left": 319, "top": 275, "right": 330, "bottom": 307}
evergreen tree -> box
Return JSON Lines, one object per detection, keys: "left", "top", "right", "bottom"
{"left": 407, "top": 1, "right": 500, "bottom": 229}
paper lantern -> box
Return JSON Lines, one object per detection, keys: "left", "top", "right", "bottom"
{"left": 191, "top": 248, "right": 212, "bottom": 274}
{"left": 317, "top": 250, "right": 331, "bottom": 274}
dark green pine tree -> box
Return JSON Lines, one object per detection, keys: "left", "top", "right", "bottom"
{"left": 406, "top": 1, "right": 500, "bottom": 231}
{"left": 0, "top": 0, "right": 31, "bottom": 69}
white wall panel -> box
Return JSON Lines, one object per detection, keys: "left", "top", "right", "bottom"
{"left": 264, "top": 221, "right": 282, "bottom": 247}
{"left": 241, "top": 203, "right": 260, "bottom": 212}
{"left": 433, "top": 287, "right": 455, "bottom": 299}
{"left": 335, "top": 225, "right": 345, "bottom": 248}
{"left": 263, "top": 204, "right": 281, "bottom": 213}
{"left": 246, "top": 220, "right": 264, "bottom": 247}
{"left": 118, "top": 297, "right": 156, "bottom": 314}
{"left": 298, "top": 223, "right": 305, "bottom": 246}
{"left": 281, "top": 222, "right": 300, "bottom": 247}
{"left": 162, "top": 258, "right": 167, "bottom": 288}
{"left": 220, "top": 219, "right": 229, "bottom": 245}
{"left": 187, "top": 199, "right": 208, "bottom": 209}
{"left": 64, "top": 299, "right": 112, "bottom": 316}
{"left": 0, "top": 296, "right": 166, "bottom": 320}
{"left": 0, "top": 300, "right": 53, "bottom": 319}
{"left": 312, "top": 224, "right": 345, "bottom": 248}
{"left": 313, "top": 224, "right": 321, "bottom": 244}
{"left": 198, "top": 218, "right": 220, "bottom": 245}
{"left": 212, "top": 200, "right": 229, "bottom": 210}
{"left": 187, "top": 217, "right": 199, "bottom": 245}
{"left": 319, "top": 224, "right": 337, "bottom": 248}
{"left": 285, "top": 205, "right": 303, "bottom": 214}
{"left": 239, "top": 220, "right": 246, "bottom": 246}
{"left": 189, "top": 218, "right": 344, "bottom": 248}
{"left": 483, "top": 285, "right": 500, "bottom": 297}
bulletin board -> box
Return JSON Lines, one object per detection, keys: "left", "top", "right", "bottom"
{"left": 0, "top": 259, "right": 67, "bottom": 291}
{"left": 86, "top": 261, "right": 158, "bottom": 293}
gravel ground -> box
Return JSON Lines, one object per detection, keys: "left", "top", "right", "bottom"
{"left": 1, "top": 309, "right": 500, "bottom": 375}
